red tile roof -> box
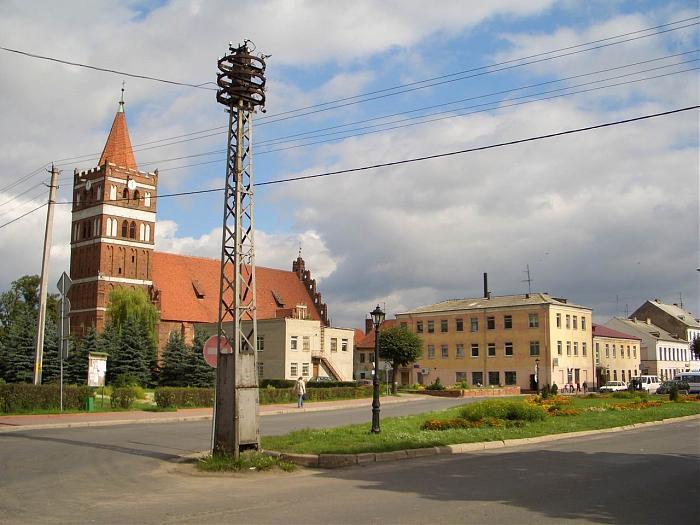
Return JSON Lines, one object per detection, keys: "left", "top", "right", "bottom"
{"left": 152, "top": 251, "right": 322, "bottom": 324}
{"left": 355, "top": 319, "right": 398, "bottom": 349}
{"left": 98, "top": 108, "right": 137, "bottom": 170}
{"left": 592, "top": 323, "right": 641, "bottom": 340}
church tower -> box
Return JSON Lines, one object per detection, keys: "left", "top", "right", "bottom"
{"left": 68, "top": 95, "right": 158, "bottom": 335}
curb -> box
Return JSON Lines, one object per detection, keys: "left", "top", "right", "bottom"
{"left": 0, "top": 396, "right": 421, "bottom": 434}
{"left": 264, "top": 413, "right": 700, "bottom": 469}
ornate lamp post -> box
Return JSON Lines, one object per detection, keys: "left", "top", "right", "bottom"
{"left": 370, "top": 304, "right": 385, "bottom": 433}
{"left": 535, "top": 357, "right": 540, "bottom": 392}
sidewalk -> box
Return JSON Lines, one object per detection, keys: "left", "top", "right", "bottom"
{"left": 0, "top": 394, "right": 424, "bottom": 433}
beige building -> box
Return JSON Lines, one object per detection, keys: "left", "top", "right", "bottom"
{"left": 592, "top": 324, "right": 641, "bottom": 385}
{"left": 203, "top": 317, "right": 355, "bottom": 381}
{"left": 395, "top": 293, "right": 593, "bottom": 391}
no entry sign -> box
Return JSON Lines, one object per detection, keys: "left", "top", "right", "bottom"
{"left": 203, "top": 335, "right": 232, "bottom": 368}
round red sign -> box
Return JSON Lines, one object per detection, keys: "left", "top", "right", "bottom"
{"left": 203, "top": 335, "right": 232, "bottom": 368}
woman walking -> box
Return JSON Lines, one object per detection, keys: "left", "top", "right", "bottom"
{"left": 293, "top": 376, "right": 306, "bottom": 408}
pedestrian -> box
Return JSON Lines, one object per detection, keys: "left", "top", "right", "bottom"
{"left": 583, "top": 381, "right": 588, "bottom": 393}
{"left": 576, "top": 382, "right": 581, "bottom": 393}
{"left": 293, "top": 376, "right": 306, "bottom": 408}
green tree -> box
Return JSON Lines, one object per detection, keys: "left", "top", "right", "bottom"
{"left": 65, "top": 329, "right": 98, "bottom": 384}
{"left": 378, "top": 326, "right": 423, "bottom": 394}
{"left": 106, "top": 287, "right": 159, "bottom": 345}
{"left": 159, "top": 331, "right": 190, "bottom": 386}
{"left": 189, "top": 326, "right": 215, "bottom": 388}
{"left": 101, "top": 322, "right": 121, "bottom": 384}
{"left": 2, "top": 306, "right": 36, "bottom": 383}
{"left": 109, "top": 316, "right": 150, "bottom": 386}
{"left": 41, "top": 317, "right": 61, "bottom": 384}
{"left": 691, "top": 336, "right": 699, "bottom": 360}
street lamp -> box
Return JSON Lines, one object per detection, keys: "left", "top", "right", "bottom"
{"left": 370, "top": 304, "right": 385, "bottom": 433}
{"left": 535, "top": 357, "right": 540, "bottom": 392}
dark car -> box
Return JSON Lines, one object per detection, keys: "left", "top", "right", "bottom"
{"left": 656, "top": 380, "right": 690, "bottom": 395}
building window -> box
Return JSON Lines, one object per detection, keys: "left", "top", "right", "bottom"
{"left": 633, "top": 346, "right": 637, "bottom": 358}
{"left": 427, "top": 345, "right": 435, "bottom": 359}
{"left": 528, "top": 313, "right": 539, "bottom": 328}
{"left": 440, "top": 320, "right": 448, "bottom": 333}
{"left": 566, "top": 342, "right": 571, "bottom": 356}
{"left": 565, "top": 315, "right": 570, "bottom": 329}
{"left": 129, "top": 221, "right": 136, "bottom": 239}
{"left": 330, "top": 338, "right": 338, "bottom": 352}
{"left": 581, "top": 317, "right": 587, "bottom": 330}
{"left": 472, "top": 372, "right": 483, "bottom": 386}
{"left": 290, "top": 336, "right": 298, "bottom": 351}
{"left": 359, "top": 353, "right": 365, "bottom": 363}
{"left": 530, "top": 341, "right": 540, "bottom": 356}
{"left": 470, "top": 318, "right": 478, "bottom": 332}
{"left": 504, "top": 315, "right": 512, "bottom": 329}
{"left": 145, "top": 224, "right": 151, "bottom": 242}
{"left": 612, "top": 344, "right": 616, "bottom": 358}
{"left": 488, "top": 371, "right": 500, "bottom": 386}
{"left": 341, "top": 339, "right": 348, "bottom": 351}
{"left": 303, "top": 336, "right": 310, "bottom": 352}
{"left": 123, "top": 188, "right": 129, "bottom": 200}
{"left": 488, "top": 343, "right": 496, "bottom": 357}
{"left": 110, "top": 185, "right": 117, "bottom": 200}
{"left": 613, "top": 370, "right": 617, "bottom": 381}
{"left": 416, "top": 321, "right": 423, "bottom": 333}
{"left": 582, "top": 342, "right": 587, "bottom": 356}
{"left": 455, "top": 318, "right": 463, "bottom": 332}
{"left": 505, "top": 371, "right": 517, "bottom": 385}
{"left": 605, "top": 344, "right": 609, "bottom": 358}
{"left": 290, "top": 362, "right": 298, "bottom": 376}
{"left": 257, "top": 336, "right": 264, "bottom": 352}
{"left": 471, "top": 343, "right": 479, "bottom": 357}
{"left": 621, "top": 370, "right": 626, "bottom": 382}
{"left": 133, "top": 189, "right": 141, "bottom": 203}
{"left": 573, "top": 342, "right": 578, "bottom": 356}
{"left": 441, "top": 345, "right": 448, "bottom": 359}
{"left": 487, "top": 316, "right": 495, "bottom": 330}
{"left": 556, "top": 313, "right": 561, "bottom": 328}
{"left": 139, "top": 224, "right": 145, "bottom": 241}
{"left": 456, "top": 371, "right": 466, "bottom": 383}
{"left": 557, "top": 341, "right": 562, "bottom": 356}
{"left": 121, "top": 220, "right": 128, "bottom": 237}
{"left": 427, "top": 321, "right": 434, "bottom": 333}
{"left": 144, "top": 192, "right": 151, "bottom": 207}
{"left": 504, "top": 342, "right": 513, "bottom": 357}
{"left": 456, "top": 344, "right": 464, "bottom": 358}
{"left": 626, "top": 346, "right": 630, "bottom": 359}
{"left": 595, "top": 343, "right": 600, "bottom": 364}
{"left": 572, "top": 316, "right": 578, "bottom": 330}
{"left": 302, "top": 363, "right": 310, "bottom": 377}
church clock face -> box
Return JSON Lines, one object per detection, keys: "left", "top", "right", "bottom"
{"left": 85, "top": 180, "right": 92, "bottom": 191}
{"left": 127, "top": 179, "right": 136, "bottom": 191}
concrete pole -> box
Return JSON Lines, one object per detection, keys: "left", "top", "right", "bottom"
{"left": 33, "top": 165, "right": 59, "bottom": 385}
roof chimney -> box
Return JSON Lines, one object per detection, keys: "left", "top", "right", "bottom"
{"left": 483, "top": 272, "right": 490, "bottom": 299}
{"left": 365, "top": 317, "right": 373, "bottom": 334}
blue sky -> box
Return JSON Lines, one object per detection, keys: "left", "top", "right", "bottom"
{"left": 0, "top": 0, "right": 697, "bottom": 328}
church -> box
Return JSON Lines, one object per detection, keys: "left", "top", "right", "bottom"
{"left": 66, "top": 97, "right": 352, "bottom": 379}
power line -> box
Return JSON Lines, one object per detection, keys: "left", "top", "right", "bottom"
{"left": 0, "top": 45, "right": 216, "bottom": 90}
{"left": 0, "top": 181, "right": 45, "bottom": 207}
{"left": 35, "top": 104, "right": 695, "bottom": 209}
{"left": 42, "top": 17, "right": 700, "bottom": 168}
{"left": 0, "top": 202, "right": 46, "bottom": 230}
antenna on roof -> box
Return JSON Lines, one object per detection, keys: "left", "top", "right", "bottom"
{"left": 118, "top": 80, "right": 125, "bottom": 112}
{"left": 679, "top": 292, "right": 683, "bottom": 309}
{"left": 521, "top": 264, "right": 533, "bottom": 295}
{"left": 298, "top": 242, "right": 302, "bottom": 259}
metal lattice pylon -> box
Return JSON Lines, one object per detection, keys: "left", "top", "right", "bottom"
{"left": 213, "top": 42, "right": 267, "bottom": 457}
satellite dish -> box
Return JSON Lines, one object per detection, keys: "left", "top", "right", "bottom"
{"left": 85, "top": 180, "right": 92, "bottom": 191}
{"left": 127, "top": 179, "right": 136, "bottom": 191}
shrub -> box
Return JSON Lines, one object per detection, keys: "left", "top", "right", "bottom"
{"left": 425, "top": 378, "right": 445, "bottom": 391}
{"left": 154, "top": 387, "right": 214, "bottom": 408}
{"left": 550, "top": 383, "right": 558, "bottom": 395}
{"left": 305, "top": 381, "right": 358, "bottom": 389}
{"left": 260, "top": 379, "right": 295, "bottom": 389}
{"left": 0, "top": 384, "right": 93, "bottom": 413}
{"left": 110, "top": 387, "right": 136, "bottom": 409}
{"left": 612, "top": 391, "right": 638, "bottom": 399}
{"left": 453, "top": 380, "right": 471, "bottom": 390}
{"left": 460, "top": 400, "right": 547, "bottom": 422}
{"left": 669, "top": 384, "right": 679, "bottom": 402}
{"left": 540, "top": 384, "right": 550, "bottom": 399}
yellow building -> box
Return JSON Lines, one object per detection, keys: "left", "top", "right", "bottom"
{"left": 592, "top": 324, "right": 642, "bottom": 386}
{"left": 395, "top": 293, "right": 593, "bottom": 391}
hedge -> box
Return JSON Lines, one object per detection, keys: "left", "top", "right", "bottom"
{"left": 154, "top": 386, "right": 373, "bottom": 408}
{"left": 0, "top": 384, "right": 94, "bottom": 413}
{"left": 110, "top": 387, "right": 137, "bottom": 409}
{"left": 259, "top": 379, "right": 359, "bottom": 389}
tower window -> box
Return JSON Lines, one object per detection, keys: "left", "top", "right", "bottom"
{"left": 110, "top": 185, "right": 117, "bottom": 200}
{"left": 144, "top": 192, "right": 151, "bottom": 207}
{"left": 123, "top": 188, "right": 129, "bottom": 200}
{"left": 129, "top": 221, "right": 136, "bottom": 239}
{"left": 121, "top": 220, "right": 128, "bottom": 237}
{"left": 133, "top": 189, "right": 140, "bottom": 204}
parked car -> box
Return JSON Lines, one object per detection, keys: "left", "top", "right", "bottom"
{"left": 637, "top": 375, "right": 661, "bottom": 394}
{"left": 307, "top": 376, "right": 334, "bottom": 383}
{"left": 599, "top": 380, "right": 628, "bottom": 392}
{"left": 656, "top": 380, "right": 690, "bottom": 395}
{"left": 356, "top": 379, "right": 373, "bottom": 386}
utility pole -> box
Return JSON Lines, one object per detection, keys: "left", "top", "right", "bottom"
{"left": 522, "top": 264, "right": 533, "bottom": 295}
{"left": 34, "top": 165, "right": 59, "bottom": 385}
{"left": 213, "top": 41, "right": 267, "bottom": 457}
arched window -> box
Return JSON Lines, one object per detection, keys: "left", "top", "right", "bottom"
{"left": 133, "top": 189, "right": 140, "bottom": 204}
{"left": 110, "top": 185, "right": 117, "bottom": 200}
{"left": 145, "top": 224, "right": 151, "bottom": 242}
{"left": 121, "top": 220, "right": 128, "bottom": 237}
{"left": 85, "top": 220, "right": 91, "bottom": 238}
{"left": 139, "top": 223, "right": 145, "bottom": 241}
{"left": 144, "top": 192, "right": 151, "bottom": 207}
{"left": 129, "top": 221, "right": 136, "bottom": 239}
{"left": 96, "top": 185, "right": 102, "bottom": 200}
{"left": 122, "top": 188, "right": 129, "bottom": 200}
{"left": 106, "top": 218, "right": 112, "bottom": 237}
{"left": 76, "top": 191, "right": 82, "bottom": 205}
{"left": 112, "top": 218, "right": 118, "bottom": 237}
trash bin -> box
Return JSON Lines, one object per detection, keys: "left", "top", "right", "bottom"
{"left": 85, "top": 397, "right": 95, "bottom": 412}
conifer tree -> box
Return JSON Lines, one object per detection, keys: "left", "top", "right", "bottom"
{"left": 65, "top": 328, "right": 97, "bottom": 384}
{"left": 109, "top": 316, "right": 150, "bottom": 386}
{"left": 40, "top": 317, "right": 60, "bottom": 384}
{"left": 102, "top": 322, "right": 122, "bottom": 384}
{"left": 189, "top": 327, "right": 214, "bottom": 388}
{"left": 159, "top": 331, "right": 189, "bottom": 386}
{"left": 3, "top": 306, "right": 35, "bottom": 383}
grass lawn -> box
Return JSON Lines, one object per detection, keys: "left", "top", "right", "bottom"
{"left": 261, "top": 395, "right": 700, "bottom": 455}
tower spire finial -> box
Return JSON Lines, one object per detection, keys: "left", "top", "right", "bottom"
{"left": 119, "top": 81, "right": 125, "bottom": 112}
{"left": 298, "top": 242, "right": 302, "bottom": 259}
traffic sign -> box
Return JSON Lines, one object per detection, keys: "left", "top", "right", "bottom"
{"left": 203, "top": 335, "right": 232, "bottom": 368}
{"left": 57, "top": 272, "right": 72, "bottom": 295}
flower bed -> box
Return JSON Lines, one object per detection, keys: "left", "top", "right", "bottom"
{"left": 419, "top": 386, "right": 521, "bottom": 398}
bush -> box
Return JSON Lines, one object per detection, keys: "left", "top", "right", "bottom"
{"left": 453, "top": 380, "right": 470, "bottom": 389}
{"left": 305, "top": 381, "right": 358, "bottom": 389}
{"left": 260, "top": 379, "right": 295, "bottom": 389}
{"left": 550, "top": 384, "right": 558, "bottom": 395}
{"left": 110, "top": 387, "right": 137, "bottom": 409}
{"left": 460, "top": 400, "right": 547, "bottom": 422}
{"left": 425, "top": 378, "right": 445, "bottom": 391}
{"left": 154, "top": 387, "right": 214, "bottom": 408}
{"left": 0, "top": 384, "right": 93, "bottom": 413}
{"left": 669, "top": 383, "right": 679, "bottom": 402}
{"left": 541, "top": 384, "right": 550, "bottom": 399}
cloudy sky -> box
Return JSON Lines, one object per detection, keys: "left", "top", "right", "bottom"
{"left": 0, "top": 0, "right": 697, "bottom": 329}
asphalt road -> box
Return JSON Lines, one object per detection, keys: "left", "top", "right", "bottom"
{"left": 0, "top": 398, "right": 698, "bottom": 524}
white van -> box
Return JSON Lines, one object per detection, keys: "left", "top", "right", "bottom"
{"left": 674, "top": 372, "right": 700, "bottom": 394}
{"left": 638, "top": 375, "right": 661, "bottom": 393}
